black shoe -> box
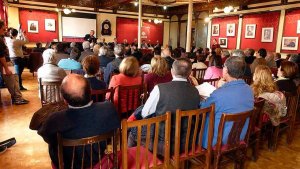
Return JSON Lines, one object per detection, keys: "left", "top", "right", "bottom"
{"left": 20, "top": 87, "right": 27, "bottom": 91}
{"left": 0, "top": 145, "right": 7, "bottom": 154}
{"left": 13, "top": 99, "right": 29, "bottom": 105}
{"left": 0, "top": 138, "right": 16, "bottom": 149}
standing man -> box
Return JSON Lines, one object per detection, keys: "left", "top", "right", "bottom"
{"left": 0, "top": 20, "right": 29, "bottom": 105}
{"left": 38, "top": 74, "right": 120, "bottom": 168}
{"left": 84, "top": 30, "right": 97, "bottom": 43}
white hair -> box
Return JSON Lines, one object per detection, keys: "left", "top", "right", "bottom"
{"left": 70, "top": 42, "right": 76, "bottom": 48}
{"left": 99, "top": 46, "right": 108, "bottom": 56}
{"left": 42, "top": 49, "right": 57, "bottom": 64}
{"left": 82, "top": 41, "right": 90, "bottom": 50}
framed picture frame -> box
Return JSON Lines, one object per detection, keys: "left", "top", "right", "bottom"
{"left": 45, "top": 19, "right": 55, "bottom": 31}
{"left": 28, "top": 20, "right": 38, "bottom": 33}
{"left": 219, "top": 38, "right": 228, "bottom": 48}
{"left": 261, "top": 27, "right": 274, "bottom": 42}
{"left": 226, "top": 24, "right": 235, "bottom": 37}
{"left": 245, "top": 24, "right": 256, "bottom": 38}
{"left": 212, "top": 24, "right": 219, "bottom": 36}
{"left": 297, "top": 20, "right": 300, "bottom": 34}
{"left": 282, "top": 37, "right": 299, "bottom": 50}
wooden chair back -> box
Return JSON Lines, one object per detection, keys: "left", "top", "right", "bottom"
{"left": 57, "top": 130, "right": 117, "bottom": 169}
{"left": 242, "top": 76, "right": 253, "bottom": 85}
{"left": 39, "top": 78, "right": 63, "bottom": 106}
{"left": 215, "top": 110, "right": 253, "bottom": 155}
{"left": 192, "top": 68, "right": 207, "bottom": 81}
{"left": 285, "top": 92, "right": 298, "bottom": 121}
{"left": 121, "top": 112, "right": 171, "bottom": 169}
{"left": 28, "top": 52, "right": 43, "bottom": 76}
{"left": 252, "top": 98, "right": 266, "bottom": 131}
{"left": 199, "top": 78, "right": 220, "bottom": 87}
{"left": 117, "top": 84, "right": 145, "bottom": 118}
{"left": 173, "top": 104, "right": 215, "bottom": 169}
{"left": 91, "top": 88, "right": 114, "bottom": 103}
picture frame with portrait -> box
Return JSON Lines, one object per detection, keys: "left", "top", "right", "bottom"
{"left": 219, "top": 38, "right": 228, "bottom": 48}
{"left": 261, "top": 27, "right": 273, "bottom": 42}
{"left": 212, "top": 24, "right": 219, "bottom": 36}
{"left": 297, "top": 20, "right": 300, "bottom": 34}
{"left": 45, "top": 19, "right": 55, "bottom": 31}
{"left": 245, "top": 24, "right": 256, "bottom": 38}
{"left": 282, "top": 37, "right": 299, "bottom": 50}
{"left": 28, "top": 20, "right": 38, "bottom": 33}
{"left": 226, "top": 24, "right": 235, "bottom": 37}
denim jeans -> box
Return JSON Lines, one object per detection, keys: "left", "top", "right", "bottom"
{"left": 11, "top": 57, "right": 26, "bottom": 88}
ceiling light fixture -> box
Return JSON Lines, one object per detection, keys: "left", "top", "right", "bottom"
{"left": 204, "top": 17, "right": 211, "bottom": 22}
{"left": 163, "top": 6, "right": 167, "bottom": 10}
{"left": 134, "top": 2, "right": 138, "bottom": 6}
{"left": 224, "top": 6, "right": 236, "bottom": 14}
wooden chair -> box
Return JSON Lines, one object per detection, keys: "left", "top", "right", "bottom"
{"left": 270, "top": 92, "right": 298, "bottom": 151}
{"left": 121, "top": 112, "right": 171, "bottom": 169}
{"left": 198, "top": 78, "right": 220, "bottom": 87}
{"left": 91, "top": 88, "right": 114, "bottom": 103}
{"left": 242, "top": 76, "right": 253, "bottom": 85}
{"left": 28, "top": 52, "right": 43, "bottom": 77}
{"left": 39, "top": 78, "right": 63, "bottom": 106}
{"left": 213, "top": 110, "right": 253, "bottom": 169}
{"left": 171, "top": 104, "right": 215, "bottom": 169}
{"left": 57, "top": 130, "right": 118, "bottom": 169}
{"left": 117, "top": 84, "right": 146, "bottom": 119}
{"left": 192, "top": 68, "right": 207, "bottom": 81}
{"left": 249, "top": 98, "right": 265, "bottom": 161}
{"left": 295, "top": 85, "right": 300, "bottom": 125}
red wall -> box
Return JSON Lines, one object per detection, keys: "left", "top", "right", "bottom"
{"left": 211, "top": 16, "right": 239, "bottom": 50}
{"left": 116, "top": 17, "right": 163, "bottom": 44}
{"left": 282, "top": 9, "right": 300, "bottom": 53}
{"left": 19, "top": 9, "right": 58, "bottom": 42}
{"left": 241, "top": 12, "right": 280, "bottom": 52}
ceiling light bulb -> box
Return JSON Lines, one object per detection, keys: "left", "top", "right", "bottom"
{"left": 163, "top": 6, "right": 167, "bottom": 10}
{"left": 204, "top": 17, "right": 210, "bottom": 22}
{"left": 214, "top": 7, "right": 218, "bottom": 11}
{"left": 63, "top": 8, "right": 71, "bottom": 14}
{"left": 224, "top": 7, "right": 230, "bottom": 13}
{"left": 148, "top": 19, "right": 151, "bottom": 22}
{"left": 134, "top": 2, "right": 138, "bottom": 6}
{"left": 228, "top": 6, "right": 233, "bottom": 10}
{"left": 234, "top": 8, "right": 237, "bottom": 12}
{"left": 55, "top": 8, "right": 59, "bottom": 12}
{"left": 71, "top": 9, "right": 76, "bottom": 12}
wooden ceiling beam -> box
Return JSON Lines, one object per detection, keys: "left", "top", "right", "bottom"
{"left": 100, "top": 0, "right": 133, "bottom": 9}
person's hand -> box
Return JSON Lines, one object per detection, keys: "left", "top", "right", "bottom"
{"left": 217, "top": 78, "right": 226, "bottom": 88}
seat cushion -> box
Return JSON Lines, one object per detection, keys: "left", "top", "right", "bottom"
{"left": 119, "top": 146, "right": 163, "bottom": 169}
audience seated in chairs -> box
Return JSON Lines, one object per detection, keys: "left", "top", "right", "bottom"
{"left": 200, "top": 56, "right": 254, "bottom": 148}
{"left": 32, "top": 42, "right": 45, "bottom": 53}
{"left": 276, "top": 61, "right": 298, "bottom": 93}
{"left": 250, "top": 48, "right": 267, "bottom": 74}
{"left": 192, "top": 53, "right": 207, "bottom": 70}
{"left": 251, "top": 65, "right": 287, "bottom": 126}
{"left": 99, "top": 46, "right": 114, "bottom": 72}
{"left": 78, "top": 41, "right": 94, "bottom": 63}
{"left": 106, "top": 56, "right": 142, "bottom": 115}
{"left": 144, "top": 56, "right": 172, "bottom": 93}
{"left": 57, "top": 49, "right": 81, "bottom": 71}
{"left": 38, "top": 49, "right": 67, "bottom": 82}
{"left": 54, "top": 43, "right": 69, "bottom": 63}
{"left": 129, "top": 58, "right": 200, "bottom": 156}
{"left": 82, "top": 55, "right": 106, "bottom": 90}
{"left": 37, "top": 74, "right": 120, "bottom": 169}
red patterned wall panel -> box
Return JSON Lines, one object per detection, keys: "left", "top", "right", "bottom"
{"left": 282, "top": 9, "right": 300, "bottom": 53}
{"left": 211, "top": 16, "right": 239, "bottom": 50}
{"left": 116, "top": 17, "right": 163, "bottom": 45}
{"left": 241, "top": 12, "right": 280, "bottom": 52}
{"left": 19, "top": 9, "right": 58, "bottom": 43}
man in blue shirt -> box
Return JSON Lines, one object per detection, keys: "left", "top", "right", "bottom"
{"left": 201, "top": 56, "right": 254, "bottom": 148}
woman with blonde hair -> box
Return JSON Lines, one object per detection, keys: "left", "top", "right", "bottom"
{"left": 251, "top": 65, "right": 286, "bottom": 126}
{"left": 107, "top": 56, "right": 142, "bottom": 114}
{"left": 144, "top": 56, "right": 172, "bottom": 93}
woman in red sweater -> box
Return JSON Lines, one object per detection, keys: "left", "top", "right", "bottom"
{"left": 107, "top": 56, "right": 142, "bottom": 114}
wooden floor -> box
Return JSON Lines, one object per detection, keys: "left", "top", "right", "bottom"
{"left": 0, "top": 70, "right": 300, "bottom": 169}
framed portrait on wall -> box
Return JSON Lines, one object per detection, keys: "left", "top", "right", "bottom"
{"left": 282, "top": 37, "right": 299, "bottom": 50}
{"left": 28, "top": 20, "right": 38, "bottom": 33}
{"left": 226, "top": 24, "right": 235, "bottom": 37}
{"left": 261, "top": 27, "right": 274, "bottom": 42}
{"left": 212, "top": 24, "right": 219, "bottom": 36}
{"left": 45, "top": 19, "right": 55, "bottom": 31}
{"left": 297, "top": 20, "right": 300, "bottom": 34}
{"left": 219, "top": 38, "right": 228, "bottom": 48}
{"left": 245, "top": 24, "right": 256, "bottom": 38}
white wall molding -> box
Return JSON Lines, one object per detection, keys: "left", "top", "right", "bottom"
{"left": 236, "top": 16, "right": 243, "bottom": 49}
{"left": 275, "top": 9, "right": 286, "bottom": 53}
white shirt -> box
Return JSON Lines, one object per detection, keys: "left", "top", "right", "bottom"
{"left": 141, "top": 77, "right": 188, "bottom": 118}
{"left": 69, "top": 100, "right": 93, "bottom": 109}
{"left": 6, "top": 36, "right": 28, "bottom": 58}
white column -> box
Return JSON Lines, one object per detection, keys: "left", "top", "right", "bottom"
{"left": 207, "top": 20, "right": 212, "bottom": 48}
{"left": 58, "top": 11, "right": 62, "bottom": 41}
{"left": 185, "top": 0, "right": 193, "bottom": 52}
{"left": 137, "top": 0, "right": 142, "bottom": 49}
{"left": 236, "top": 16, "right": 243, "bottom": 49}
{"left": 276, "top": 9, "right": 285, "bottom": 53}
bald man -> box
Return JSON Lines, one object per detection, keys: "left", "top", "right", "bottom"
{"left": 38, "top": 74, "right": 120, "bottom": 169}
